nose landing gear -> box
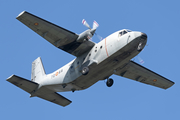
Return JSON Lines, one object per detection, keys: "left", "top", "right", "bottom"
{"left": 137, "top": 42, "right": 143, "bottom": 52}
{"left": 106, "top": 78, "right": 114, "bottom": 87}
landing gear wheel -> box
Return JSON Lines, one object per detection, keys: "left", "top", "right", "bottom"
{"left": 137, "top": 42, "right": 143, "bottom": 51}
{"left": 82, "top": 67, "right": 89, "bottom": 75}
{"left": 106, "top": 78, "right": 114, "bottom": 87}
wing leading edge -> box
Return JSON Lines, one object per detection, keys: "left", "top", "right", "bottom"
{"left": 114, "top": 61, "right": 174, "bottom": 89}
{"left": 7, "top": 75, "right": 71, "bottom": 107}
{"left": 16, "top": 11, "right": 95, "bottom": 56}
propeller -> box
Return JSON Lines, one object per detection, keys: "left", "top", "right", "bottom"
{"left": 93, "top": 20, "right": 99, "bottom": 29}
{"left": 81, "top": 19, "right": 102, "bottom": 41}
{"left": 82, "top": 19, "right": 91, "bottom": 29}
{"left": 82, "top": 19, "right": 99, "bottom": 30}
{"left": 95, "top": 33, "right": 103, "bottom": 41}
{"left": 77, "top": 19, "right": 102, "bottom": 42}
{"left": 137, "top": 56, "right": 145, "bottom": 64}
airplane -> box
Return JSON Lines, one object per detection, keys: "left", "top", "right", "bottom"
{"left": 7, "top": 11, "right": 175, "bottom": 107}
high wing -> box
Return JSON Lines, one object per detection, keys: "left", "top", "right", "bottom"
{"left": 114, "top": 61, "right": 174, "bottom": 89}
{"left": 7, "top": 75, "right": 71, "bottom": 107}
{"left": 16, "top": 11, "right": 95, "bottom": 56}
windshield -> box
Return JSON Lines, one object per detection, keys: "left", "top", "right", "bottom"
{"left": 119, "top": 29, "right": 130, "bottom": 36}
{"left": 127, "top": 30, "right": 132, "bottom": 32}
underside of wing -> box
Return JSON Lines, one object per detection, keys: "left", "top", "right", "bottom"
{"left": 16, "top": 11, "right": 95, "bottom": 56}
{"left": 114, "top": 61, "right": 174, "bottom": 89}
{"left": 7, "top": 75, "right": 39, "bottom": 93}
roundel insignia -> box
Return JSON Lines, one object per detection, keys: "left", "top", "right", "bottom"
{"left": 34, "top": 23, "right": 39, "bottom": 26}
{"left": 153, "top": 79, "right": 157, "bottom": 82}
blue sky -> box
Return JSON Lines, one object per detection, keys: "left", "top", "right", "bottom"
{"left": 1, "top": 0, "right": 180, "bottom": 120}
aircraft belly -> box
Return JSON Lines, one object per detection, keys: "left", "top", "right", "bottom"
{"left": 44, "top": 84, "right": 80, "bottom": 92}
{"left": 44, "top": 36, "right": 146, "bottom": 92}
{"left": 73, "top": 36, "right": 146, "bottom": 90}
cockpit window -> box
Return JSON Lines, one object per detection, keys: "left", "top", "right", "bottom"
{"left": 123, "top": 30, "right": 127, "bottom": 35}
{"left": 119, "top": 32, "right": 123, "bottom": 36}
{"left": 119, "top": 30, "right": 129, "bottom": 37}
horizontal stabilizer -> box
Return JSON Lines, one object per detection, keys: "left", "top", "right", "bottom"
{"left": 7, "top": 75, "right": 39, "bottom": 93}
{"left": 7, "top": 75, "right": 71, "bottom": 107}
{"left": 36, "top": 88, "right": 72, "bottom": 107}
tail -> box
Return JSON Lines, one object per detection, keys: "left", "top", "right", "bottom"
{"left": 7, "top": 56, "right": 71, "bottom": 107}
{"left": 31, "top": 57, "right": 46, "bottom": 83}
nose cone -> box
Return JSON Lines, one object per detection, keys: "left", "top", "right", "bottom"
{"left": 141, "top": 33, "right": 147, "bottom": 40}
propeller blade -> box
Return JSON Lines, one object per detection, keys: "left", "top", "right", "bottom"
{"left": 93, "top": 20, "right": 99, "bottom": 29}
{"left": 95, "top": 33, "right": 103, "bottom": 41}
{"left": 138, "top": 56, "right": 144, "bottom": 64}
{"left": 82, "top": 19, "right": 91, "bottom": 29}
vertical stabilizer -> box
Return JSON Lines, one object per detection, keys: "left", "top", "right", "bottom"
{"left": 31, "top": 57, "right": 46, "bottom": 83}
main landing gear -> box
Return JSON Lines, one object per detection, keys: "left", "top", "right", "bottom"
{"left": 81, "top": 67, "right": 114, "bottom": 87}
{"left": 82, "top": 67, "right": 89, "bottom": 75}
{"left": 106, "top": 78, "right": 114, "bottom": 87}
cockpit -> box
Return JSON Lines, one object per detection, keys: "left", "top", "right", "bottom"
{"left": 119, "top": 29, "right": 131, "bottom": 36}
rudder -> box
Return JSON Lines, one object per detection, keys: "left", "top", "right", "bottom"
{"left": 31, "top": 57, "right": 46, "bottom": 83}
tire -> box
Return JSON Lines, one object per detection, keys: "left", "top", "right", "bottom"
{"left": 82, "top": 67, "right": 89, "bottom": 75}
{"left": 137, "top": 42, "right": 143, "bottom": 51}
{"left": 106, "top": 78, "right": 114, "bottom": 87}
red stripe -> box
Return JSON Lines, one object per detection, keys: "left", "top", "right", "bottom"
{"left": 105, "top": 38, "right": 109, "bottom": 57}
{"left": 82, "top": 19, "right": 85, "bottom": 24}
{"left": 94, "top": 21, "right": 99, "bottom": 26}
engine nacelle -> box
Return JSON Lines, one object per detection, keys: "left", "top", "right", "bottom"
{"left": 77, "top": 29, "right": 96, "bottom": 43}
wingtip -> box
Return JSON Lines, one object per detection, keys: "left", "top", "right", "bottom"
{"left": 164, "top": 81, "right": 175, "bottom": 90}
{"left": 16, "top": 11, "right": 26, "bottom": 19}
{"left": 6, "top": 74, "right": 15, "bottom": 81}
{"left": 62, "top": 101, "right": 72, "bottom": 107}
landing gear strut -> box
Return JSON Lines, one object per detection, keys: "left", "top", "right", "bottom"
{"left": 82, "top": 67, "right": 89, "bottom": 75}
{"left": 106, "top": 78, "right": 114, "bottom": 87}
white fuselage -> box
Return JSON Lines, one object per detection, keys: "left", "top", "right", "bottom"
{"left": 38, "top": 30, "right": 147, "bottom": 92}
